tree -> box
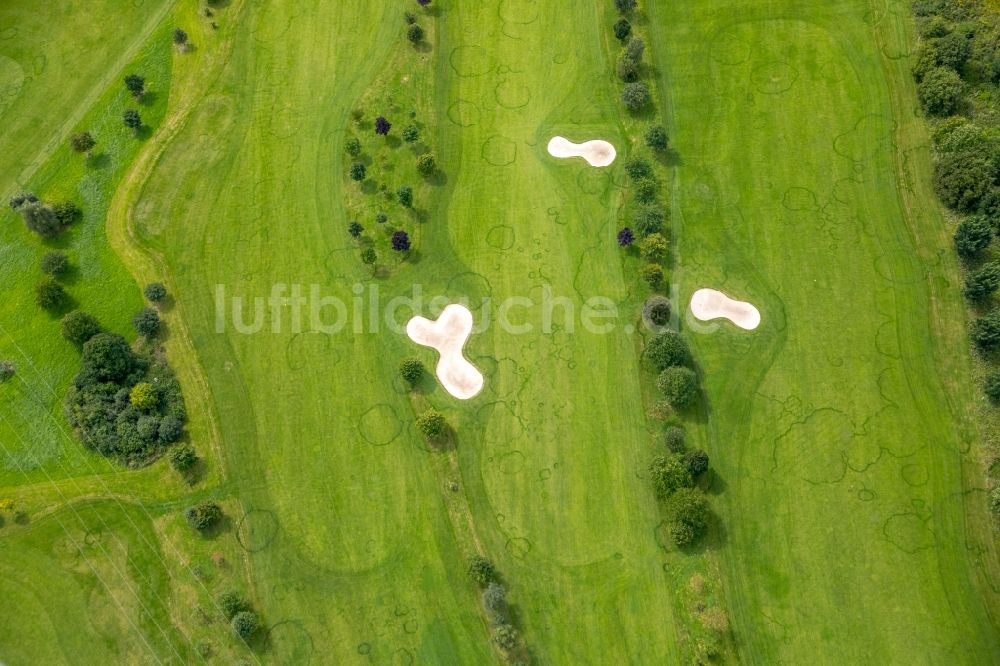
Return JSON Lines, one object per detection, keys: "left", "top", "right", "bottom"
{"left": 0, "top": 361, "right": 15, "bottom": 383}
{"left": 615, "top": 0, "right": 638, "bottom": 13}
{"left": 130, "top": 382, "right": 158, "bottom": 410}
{"left": 482, "top": 582, "right": 507, "bottom": 623}
{"left": 348, "top": 221, "right": 364, "bottom": 238}
{"left": 61, "top": 311, "right": 101, "bottom": 345}
{"left": 649, "top": 454, "right": 693, "bottom": 500}
{"left": 124, "top": 74, "right": 146, "bottom": 99}
{"left": 159, "top": 416, "right": 184, "bottom": 444}
{"left": 954, "top": 216, "right": 993, "bottom": 258}
{"left": 173, "top": 27, "right": 188, "bottom": 47}
{"left": 399, "top": 357, "right": 424, "bottom": 384}
{"left": 684, "top": 449, "right": 709, "bottom": 477}
{"left": 617, "top": 54, "right": 639, "bottom": 82}
{"left": 646, "top": 330, "right": 690, "bottom": 369}
{"left": 402, "top": 124, "right": 420, "bottom": 142}
{"left": 665, "top": 487, "right": 709, "bottom": 547}
{"left": 169, "top": 443, "right": 197, "bottom": 472}
{"left": 349, "top": 162, "right": 366, "bottom": 181}
{"left": 219, "top": 591, "right": 251, "bottom": 620}
{"left": 936, "top": 32, "right": 971, "bottom": 70}
{"left": 416, "top": 153, "right": 436, "bottom": 176}
{"left": 613, "top": 18, "right": 632, "bottom": 41}
{"left": 934, "top": 153, "right": 994, "bottom": 212}
{"left": 375, "top": 211, "right": 388, "bottom": 224}
{"left": 144, "top": 282, "right": 167, "bottom": 302}
{"left": 397, "top": 185, "right": 413, "bottom": 207}
{"left": 133, "top": 307, "right": 161, "bottom": 337}
{"left": 972, "top": 310, "right": 1000, "bottom": 351}
{"left": 15, "top": 200, "right": 61, "bottom": 237}
{"left": 917, "top": 67, "right": 963, "bottom": 116}
{"left": 639, "top": 233, "right": 668, "bottom": 259}
{"left": 617, "top": 227, "right": 635, "bottom": 247}
{"left": 416, "top": 409, "right": 446, "bottom": 438}
{"left": 633, "top": 204, "right": 666, "bottom": 236}
{"left": 78, "top": 334, "right": 137, "bottom": 385}
{"left": 643, "top": 295, "right": 671, "bottom": 327}
{"left": 391, "top": 230, "right": 411, "bottom": 252}
{"left": 658, "top": 366, "right": 698, "bottom": 407}
{"left": 231, "top": 611, "right": 259, "bottom": 640}
{"left": 622, "top": 82, "right": 650, "bottom": 111}
{"left": 52, "top": 201, "right": 80, "bottom": 227}
{"left": 626, "top": 36, "right": 645, "bottom": 62}
{"left": 965, "top": 262, "right": 1000, "bottom": 300}
{"left": 70, "top": 132, "right": 96, "bottom": 158}
{"left": 345, "top": 136, "right": 362, "bottom": 157}
{"left": 407, "top": 24, "right": 425, "bottom": 43}
{"left": 664, "top": 426, "right": 685, "bottom": 452}
{"left": 984, "top": 372, "right": 1000, "bottom": 403}
{"left": 417, "top": 0, "right": 431, "bottom": 6}
{"left": 467, "top": 555, "right": 496, "bottom": 586}
{"left": 123, "top": 108, "right": 142, "bottom": 135}
{"left": 41, "top": 251, "right": 70, "bottom": 277}
{"left": 634, "top": 178, "right": 659, "bottom": 204}
{"left": 624, "top": 156, "right": 652, "bottom": 180}
{"left": 405, "top": 11, "right": 417, "bottom": 24}
{"left": 645, "top": 125, "right": 668, "bottom": 151}
{"left": 640, "top": 263, "right": 663, "bottom": 288}
{"left": 375, "top": 116, "right": 392, "bottom": 135}
{"left": 36, "top": 278, "right": 67, "bottom": 310}
{"left": 185, "top": 501, "right": 222, "bottom": 532}
{"left": 492, "top": 624, "right": 519, "bottom": 652}
{"left": 361, "top": 247, "right": 377, "bottom": 271}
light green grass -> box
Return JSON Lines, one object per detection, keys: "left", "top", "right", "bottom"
{"left": 648, "top": 0, "right": 1000, "bottom": 661}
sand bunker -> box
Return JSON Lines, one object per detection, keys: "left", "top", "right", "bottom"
{"left": 406, "top": 304, "right": 484, "bottom": 400}
{"left": 689, "top": 289, "right": 761, "bottom": 330}
{"left": 546, "top": 136, "right": 617, "bottom": 167}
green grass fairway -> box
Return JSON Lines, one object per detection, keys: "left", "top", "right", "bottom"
{"left": 648, "top": 0, "right": 1000, "bottom": 661}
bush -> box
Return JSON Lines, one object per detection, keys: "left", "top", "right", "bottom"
{"left": 934, "top": 153, "right": 995, "bottom": 212}
{"left": 219, "top": 591, "right": 251, "bottom": 620}
{"left": 468, "top": 555, "right": 496, "bottom": 586}
{"left": 649, "top": 454, "right": 693, "bottom": 500}
{"left": 640, "top": 263, "right": 663, "bottom": 288}
{"left": 169, "top": 443, "right": 197, "bottom": 472}
{"left": 615, "top": 0, "right": 638, "bottom": 12}
{"left": 402, "top": 124, "right": 420, "bottom": 142}
{"left": 965, "top": 262, "right": 1000, "bottom": 300}
{"left": 416, "top": 409, "right": 446, "bottom": 438}
{"left": 646, "top": 330, "right": 690, "bottom": 369}
{"left": 133, "top": 307, "right": 161, "bottom": 337}
{"left": 622, "top": 82, "right": 650, "bottom": 110}
{"left": 684, "top": 449, "right": 710, "bottom": 477}
{"left": 36, "top": 278, "right": 67, "bottom": 310}
{"left": 144, "top": 282, "right": 167, "bottom": 302}
{"left": 917, "top": 67, "right": 963, "bottom": 115}
{"left": 624, "top": 157, "right": 652, "bottom": 180}
{"left": 231, "top": 611, "right": 259, "bottom": 640}
{"left": 973, "top": 309, "right": 1000, "bottom": 350}
{"left": 626, "top": 36, "right": 645, "bottom": 62}
{"left": 645, "top": 125, "right": 668, "bottom": 151}
{"left": 634, "top": 178, "right": 658, "bottom": 203}
{"left": 159, "top": 416, "right": 184, "bottom": 444}
{"left": 397, "top": 185, "right": 413, "bottom": 208}
{"left": 130, "top": 382, "right": 158, "bottom": 410}
{"left": 616, "top": 55, "right": 639, "bottom": 82}
{"left": 399, "top": 357, "right": 424, "bottom": 384}
{"left": 664, "top": 426, "right": 685, "bottom": 452}
{"left": 639, "top": 233, "right": 668, "bottom": 259}
{"left": 482, "top": 582, "right": 507, "bottom": 623}
{"left": 345, "top": 137, "right": 362, "bottom": 157}
{"left": 984, "top": 372, "right": 1000, "bottom": 403}
{"left": 407, "top": 24, "right": 424, "bottom": 43}
{"left": 613, "top": 18, "right": 632, "bottom": 41}
{"left": 350, "top": 162, "right": 366, "bottom": 181}
{"left": 41, "top": 251, "right": 69, "bottom": 277}
{"left": 658, "top": 366, "right": 698, "bottom": 407}
{"left": 665, "top": 487, "right": 709, "bottom": 546}
{"left": 185, "top": 501, "right": 222, "bottom": 532}
{"left": 633, "top": 204, "right": 666, "bottom": 236}
{"left": 0, "top": 361, "right": 15, "bottom": 383}
{"left": 617, "top": 227, "right": 635, "bottom": 247}
{"left": 61, "top": 310, "right": 101, "bottom": 345}
{"left": 954, "top": 216, "right": 993, "bottom": 257}
{"left": 492, "top": 624, "right": 519, "bottom": 652}
{"left": 416, "top": 153, "right": 436, "bottom": 176}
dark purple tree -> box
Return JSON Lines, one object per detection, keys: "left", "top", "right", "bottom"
{"left": 417, "top": 0, "right": 431, "bottom": 6}
{"left": 617, "top": 227, "right": 635, "bottom": 247}
{"left": 375, "top": 116, "right": 392, "bottom": 136}
{"left": 392, "top": 230, "right": 411, "bottom": 252}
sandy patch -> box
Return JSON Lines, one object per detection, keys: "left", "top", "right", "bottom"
{"left": 689, "top": 288, "right": 761, "bottom": 330}
{"left": 547, "top": 136, "right": 617, "bottom": 167}
{"left": 406, "top": 304, "right": 484, "bottom": 400}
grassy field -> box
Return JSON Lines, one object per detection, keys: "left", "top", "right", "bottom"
{"left": 648, "top": 0, "right": 1000, "bottom": 661}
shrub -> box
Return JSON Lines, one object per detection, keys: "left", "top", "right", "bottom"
{"left": 41, "top": 251, "right": 70, "bottom": 277}
{"left": 984, "top": 372, "right": 1000, "bottom": 403}
{"left": 345, "top": 137, "right": 362, "bottom": 157}
{"left": 617, "top": 55, "right": 639, "bottom": 82}
{"left": 615, "top": 0, "right": 638, "bottom": 12}
{"left": 416, "top": 153, "right": 436, "bottom": 175}
{"left": 622, "top": 82, "right": 650, "bottom": 110}
{"left": 185, "top": 501, "right": 222, "bottom": 531}
{"left": 624, "top": 157, "right": 652, "bottom": 180}
{"left": 169, "top": 443, "right": 197, "bottom": 472}
{"left": 965, "top": 262, "right": 1000, "bottom": 300}
{"left": 397, "top": 185, "right": 413, "bottom": 207}
{"left": 649, "top": 454, "right": 693, "bottom": 500}
{"left": 639, "top": 233, "right": 668, "bottom": 259}
{"left": 0, "top": 361, "right": 15, "bottom": 383}
{"left": 613, "top": 18, "right": 632, "bottom": 41}
{"left": 350, "top": 162, "right": 367, "bottom": 181}
{"left": 626, "top": 36, "right": 645, "bottom": 62}
{"left": 643, "top": 295, "right": 671, "bottom": 328}
{"left": 348, "top": 221, "right": 364, "bottom": 238}
{"left": 492, "top": 624, "right": 519, "bottom": 652}
{"left": 159, "top": 416, "right": 184, "bottom": 444}
{"left": 917, "top": 67, "right": 963, "bottom": 115}
{"left": 399, "top": 357, "right": 424, "bottom": 384}
{"left": 467, "top": 555, "right": 496, "bottom": 586}
{"left": 391, "top": 230, "right": 411, "bottom": 252}
{"left": 144, "top": 282, "right": 167, "bottom": 302}
{"left": 646, "top": 330, "right": 690, "bottom": 369}
{"left": 402, "top": 124, "right": 420, "bottom": 142}
{"left": 219, "top": 591, "right": 252, "bottom": 620}
{"left": 664, "top": 426, "right": 685, "bottom": 452}
{"left": 130, "top": 382, "right": 158, "bottom": 410}
{"left": 617, "top": 227, "right": 635, "bottom": 247}
{"left": 634, "top": 178, "right": 658, "bottom": 203}
{"left": 231, "top": 611, "right": 259, "bottom": 640}
{"left": 407, "top": 24, "right": 425, "bottom": 43}
{"left": 36, "top": 278, "right": 67, "bottom": 310}
{"left": 640, "top": 263, "right": 663, "bottom": 288}
{"left": 684, "top": 449, "right": 710, "bottom": 477}
{"left": 934, "top": 154, "right": 994, "bottom": 212}
{"left": 416, "top": 409, "right": 446, "bottom": 438}
{"left": 666, "top": 487, "right": 709, "bottom": 546}
{"left": 482, "top": 582, "right": 507, "bottom": 623}
{"left": 633, "top": 204, "right": 666, "bottom": 236}
{"left": 133, "top": 307, "right": 161, "bottom": 337}
{"left": 61, "top": 310, "right": 101, "bottom": 345}
{"left": 645, "top": 125, "right": 668, "bottom": 150}
{"left": 954, "top": 217, "right": 993, "bottom": 257}
{"left": 375, "top": 116, "right": 392, "bottom": 135}
{"left": 658, "top": 366, "right": 698, "bottom": 407}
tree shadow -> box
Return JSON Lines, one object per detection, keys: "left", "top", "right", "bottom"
{"left": 360, "top": 180, "right": 377, "bottom": 195}
{"left": 89, "top": 152, "right": 112, "bottom": 170}
{"left": 140, "top": 91, "right": 159, "bottom": 107}
{"left": 156, "top": 293, "right": 177, "bottom": 313}
{"left": 136, "top": 125, "right": 154, "bottom": 140}
{"left": 386, "top": 135, "right": 402, "bottom": 150}
{"left": 426, "top": 170, "right": 448, "bottom": 187}
{"left": 414, "top": 41, "right": 433, "bottom": 54}
{"left": 405, "top": 248, "right": 422, "bottom": 265}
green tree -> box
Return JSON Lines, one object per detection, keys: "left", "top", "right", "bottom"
{"left": 971, "top": 309, "right": 1000, "bottom": 351}
{"left": 169, "top": 443, "right": 197, "bottom": 472}
{"left": 52, "top": 201, "right": 80, "bottom": 227}
{"left": 633, "top": 204, "right": 666, "bottom": 236}
{"left": 643, "top": 295, "right": 671, "bottom": 327}
{"left": 984, "top": 372, "right": 1000, "bottom": 403}
{"left": 467, "top": 555, "right": 496, "bottom": 586}
{"left": 361, "top": 247, "right": 377, "bottom": 272}
{"left": 159, "top": 416, "right": 184, "bottom": 444}
{"left": 645, "top": 124, "right": 668, "bottom": 150}
{"left": 646, "top": 330, "right": 691, "bottom": 369}
{"left": 639, "top": 263, "right": 663, "bottom": 288}
{"left": 77, "top": 333, "right": 137, "bottom": 385}
{"left": 407, "top": 24, "right": 424, "bottom": 43}
{"left": 416, "top": 409, "right": 446, "bottom": 438}
{"left": 639, "top": 232, "right": 668, "bottom": 259}
{"left": 658, "top": 366, "right": 698, "bottom": 407}
{"left": 613, "top": 18, "right": 631, "bottom": 41}
{"left": 917, "top": 67, "right": 963, "bottom": 116}
{"left": 123, "top": 108, "right": 142, "bottom": 135}
{"left": 622, "top": 82, "right": 650, "bottom": 111}
{"left": 173, "top": 27, "right": 188, "bottom": 47}
{"left": 41, "top": 251, "right": 70, "bottom": 277}
{"left": 616, "top": 54, "right": 639, "bottom": 82}
{"left": 345, "top": 136, "right": 362, "bottom": 157}
{"left": 934, "top": 153, "right": 994, "bottom": 212}
{"left": 231, "top": 611, "right": 259, "bottom": 640}
{"left": 0, "top": 361, "right": 14, "bottom": 383}
{"left": 624, "top": 156, "right": 652, "bottom": 180}
{"left": 399, "top": 357, "right": 424, "bottom": 385}
{"left": 935, "top": 32, "right": 971, "bottom": 70}
{"left": 17, "top": 201, "right": 61, "bottom": 237}
{"left": 416, "top": 152, "right": 436, "bottom": 176}
{"left": 615, "top": 0, "right": 638, "bottom": 12}
{"left": 634, "top": 177, "right": 658, "bottom": 203}
{"left": 492, "top": 624, "right": 519, "bottom": 652}
{"left": 482, "top": 582, "right": 507, "bottom": 623}
{"left": 144, "top": 282, "right": 167, "bottom": 302}
{"left": 61, "top": 310, "right": 101, "bottom": 345}
{"left": 133, "top": 307, "right": 161, "bottom": 337}
{"left": 954, "top": 216, "right": 993, "bottom": 258}
{"left": 626, "top": 36, "right": 645, "bottom": 62}
{"left": 402, "top": 124, "right": 420, "bottom": 142}
{"left": 348, "top": 221, "right": 364, "bottom": 238}
{"left": 649, "top": 454, "right": 693, "bottom": 500}
{"left": 36, "top": 278, "right": 67, "bottom": 310}
{"left": 70, "top": 131, "right": 96, "bottom": 158}
{"left": 665, "top": 487, "right": 709, "bottom": 547}
{"left": 219, "top": 591, "right": 252, "bottom": 620}
{"left": 350, "top": 162, "right": 366, "bottom": 181}
{"left": 664, "top": 426, "right": 685, "bottom": 452}
{"left": 185, "top": 500, "right": 222, "bottom": 532}
{"left": 124, "top": 73, "right": 146, "bottom": 99}
{"left": 130, "top": 382, "right": 158, "bottom": 410}
{"left": 397, "top": 185, "right": 413, "bottom": 207}
{"left": 964, "top": 262, "right": 1000, "bottom": 300}
{"left": 684, "top": 449, "right": 710, "bottom": 477}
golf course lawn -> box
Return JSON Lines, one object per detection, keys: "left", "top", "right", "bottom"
{"left": 1, "top": 0, "right": 1000, "bottom": 663}
{"left": 648, "top": 0, "right": 1000, "bottom": 661}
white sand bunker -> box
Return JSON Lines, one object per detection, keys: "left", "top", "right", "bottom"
{"left": 689, "top": 288, "right": 761, "bottom": 330}
{"left": 406, "top": 304, "right": 485, "bottom": 400}
{"left": 547, "top": 136, "right": 617, "bottom": 167}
